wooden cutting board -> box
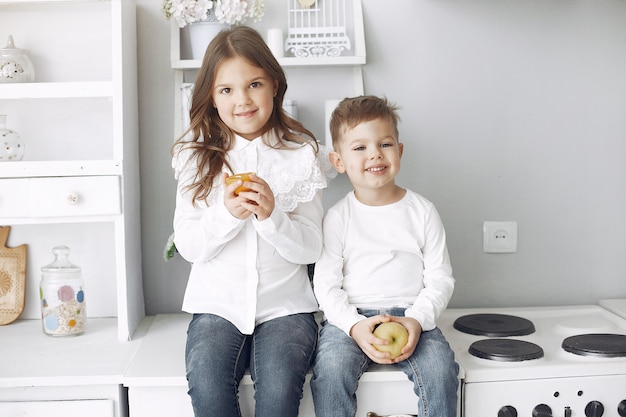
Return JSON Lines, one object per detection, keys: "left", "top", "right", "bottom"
{"left": 0, "top": 226, "right": 27, "bottom": 325}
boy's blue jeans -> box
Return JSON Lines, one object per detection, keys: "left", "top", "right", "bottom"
{"left": 185, "top": 312, "right": 317, "bottom": 417}
{"left": 311, "top": 308, "right": 459, "bottom": 417}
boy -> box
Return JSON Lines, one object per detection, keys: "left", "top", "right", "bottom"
{"left": 311, "top": 96, "right": 459, "bottom": 417}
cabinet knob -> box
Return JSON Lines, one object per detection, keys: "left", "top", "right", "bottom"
{"left": 66, "top": 191, "right": 79, "bottom": 204}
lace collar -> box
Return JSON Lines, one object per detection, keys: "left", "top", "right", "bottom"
{"left": 173, "top": 130, "right": 337, "bottom": 212}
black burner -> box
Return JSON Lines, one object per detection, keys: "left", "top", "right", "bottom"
{"left": 469, "top": 339, "right": 544, "bottom": 362}
{"left": 453, "top": 313, "right": 535, "bottom": 337}
{"left": 562, "top": 333, "right": 626, "bottom": 358}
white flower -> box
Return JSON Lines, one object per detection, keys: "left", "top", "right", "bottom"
{"left": 163, "top": 0, "right": 264, "bottom": 27}
{"left": 214, "top": 0, "right": 247, "bottom": 25}
{"left": 248, "top": 0, "right": 265, "bottom": 22}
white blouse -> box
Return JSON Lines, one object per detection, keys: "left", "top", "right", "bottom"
{"left": 173, "top": 130, "right": 327, "bottom": 334}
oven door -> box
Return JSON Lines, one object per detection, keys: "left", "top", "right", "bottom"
{"left": 463, "top": 374, "right": 626, "bottom": 417}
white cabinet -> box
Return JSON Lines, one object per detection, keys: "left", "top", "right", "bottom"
{"left": 0, "top": 317, "right": 149, "bottom": 417}
{"left": 0, "top": 0, "right": 144, "bottom": 342}
{"left": 0, "top": 176, "right": 121, "bottom": 218}
{"left": 0, "top": 1, "right": 144, "bottom": 413}
{"left": 0, "top": 399, "right": 115, "bottom": 417}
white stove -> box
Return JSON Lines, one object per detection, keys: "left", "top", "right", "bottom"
{"left": 438, "top": 302, "right": 626, "bottom": 417}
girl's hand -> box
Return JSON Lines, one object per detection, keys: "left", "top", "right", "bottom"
{"left": 223, "top": 173, "right": 252, "bottom": 219}
{"left": 239, "top": 173, "right": 275, "bottom": 221}
{"left": 223, "top": 173, "right": 274, "bottom": 221}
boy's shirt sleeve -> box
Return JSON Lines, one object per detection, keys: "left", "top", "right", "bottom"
{"left": 404, "top": 204, "right": 455, "bottom": 331}
{"left": 313, "top": 205, "right": 365, "bottom": 336}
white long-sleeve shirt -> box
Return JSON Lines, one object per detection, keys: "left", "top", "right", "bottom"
{"left": 173, "top": 131, "right": 326, "bottom": 334}
{"left": 313, "top": 190, "right": 455, "bottom": 335}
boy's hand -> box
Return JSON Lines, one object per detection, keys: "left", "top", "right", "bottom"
{"left": 385, "top": 315, "right": 422, "bottom": 363}
{"left": 349, "top": 315, "right": 423, "bottom": 364}
{"left": 350, "top": 315, "right": 396, "bottom": 364}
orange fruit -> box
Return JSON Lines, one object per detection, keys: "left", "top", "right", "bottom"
{"left": 226, "top": 172, "right": 254, "bottom": 195}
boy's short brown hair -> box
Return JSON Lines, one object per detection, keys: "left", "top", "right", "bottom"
{"left": 329, "top": 95, "right": 400, "bottom": 149}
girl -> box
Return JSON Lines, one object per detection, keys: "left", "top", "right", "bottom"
{"left": 172, "top": 26, "right": 327, "bottom": 417}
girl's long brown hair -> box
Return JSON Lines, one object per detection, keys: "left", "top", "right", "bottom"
{"left": 172, "top": 26, "right": 318, "bottom": 205}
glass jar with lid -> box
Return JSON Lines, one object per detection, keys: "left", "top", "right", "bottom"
{"left": 40, "top": 246, "right": 86, "bottom": 336}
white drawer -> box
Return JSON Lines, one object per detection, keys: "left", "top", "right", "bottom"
{"left": 30, "top": 176, "right": 121, "bottom": 217}
{"left": 0, "top": 178, "right": 29, "bottom": 217}
{"left": 0, "top": 399, "right": 114, "bottom": 417}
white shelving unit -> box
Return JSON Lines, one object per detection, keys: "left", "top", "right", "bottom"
{"left": 0, "top": 0, "right": 144, "bottom": 414}
{"left": 0, "top": 0, "right": 143, "bottom": 342}
{"left": 169, "top": 0, "right": 365, "bottom": 69}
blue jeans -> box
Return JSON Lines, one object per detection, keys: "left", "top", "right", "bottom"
{"left": 311, "top": 308, "right": 459, "bottom": 417}
{"left": 185, "top": 312, "right": 317, "bottom": 417}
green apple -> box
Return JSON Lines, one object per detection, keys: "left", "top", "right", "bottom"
{"left": 373, "top": 322, "right": 409, "bottom": 359}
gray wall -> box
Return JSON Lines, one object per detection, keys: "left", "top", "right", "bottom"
{"left": 136, "top": 0, "right": 626, "bottom": 315}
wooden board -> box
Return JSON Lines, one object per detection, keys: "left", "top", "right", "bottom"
{"left": 0, "top": 226, "right": 27, "bottom": 325}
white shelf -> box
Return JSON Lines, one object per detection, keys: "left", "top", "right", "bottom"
{"left": 170, "top": 0, "right": 366, "bottom": 69}
{"left": 0, "top": 81, "right": 113, "bottom": 99}
{"left": 0, "top": 160, "right": 122, "bottom": 178}
{"left": 171, "top": 55, "right": 365, "bottom": 70}
{"left": 0, "top": 0, "right": 96, "bottom": 3}
{"left": 0, "top": 215, "right": 121, "bottom": 226}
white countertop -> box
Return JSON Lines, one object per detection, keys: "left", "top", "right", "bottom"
{"left": 0, "top": 317, "right": 150, "bottom": 388}
{"left": 599, "top": 298, "right": 626, "bottom": 319}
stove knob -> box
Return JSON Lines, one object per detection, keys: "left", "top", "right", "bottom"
{"left": 618, "top": 400, "right": 626, "bottom": 417}
{"left": 532, "top": 404, "right": 552, "bottom": 417}
{"left": 585, "top": 401, "right": 604, "bottom": 417}
{"left": 498, "top": 406, "right": 517, "bottom": 417}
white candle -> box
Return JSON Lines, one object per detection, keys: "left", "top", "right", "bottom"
{"left": 267, "top": 28, "right": 284, "bottom": 58}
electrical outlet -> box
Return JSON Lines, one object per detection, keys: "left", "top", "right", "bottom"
{"left": 483, "top": 221, "right": 517, "bottom": 253}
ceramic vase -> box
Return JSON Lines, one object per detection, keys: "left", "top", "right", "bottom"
{"left": 0, "top": 35, "right": 35, "bottom": 83}
{"left": 188, "top": 21, "right": 230, "bottom": 60}
{"left": 0, "top": 115, "right": 25, "bottom": 161}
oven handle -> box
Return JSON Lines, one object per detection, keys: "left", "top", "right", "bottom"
{"left": 366, "top": 413, "right": 417, "bottom": 417}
